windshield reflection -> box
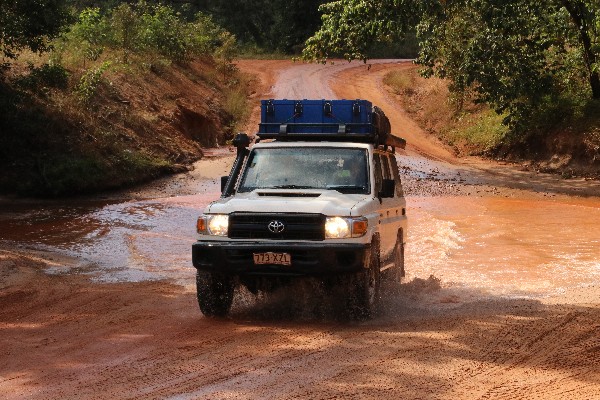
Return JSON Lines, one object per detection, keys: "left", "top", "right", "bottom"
{"left": 238, "top": 147, "right": 369, "bottom": 194}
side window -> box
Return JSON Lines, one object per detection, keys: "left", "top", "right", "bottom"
{"left": 373, "top": 154, "right": 383, "bottom": 194}
{"left": 380, "top": 153, "right": 391, "bottom": 180}
{"left": 389, "top": 155, "right": 404, "bottom": 198}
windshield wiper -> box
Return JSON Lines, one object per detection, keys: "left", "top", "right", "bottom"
{"left": 268, "top": 185, "right": 316, "bottom": 189}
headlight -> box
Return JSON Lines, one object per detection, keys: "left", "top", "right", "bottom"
{"left": 325, "top": 216, "right": 368, "bottom": 239}
{"left": 197, "top": 214, "right": 229, "bottom": 236}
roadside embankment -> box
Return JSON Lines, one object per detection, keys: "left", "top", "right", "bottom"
{"left": 0, "top": 3, "right": 253, "bottom": 197}
{"left": 383, "top": 65, "right": 600, "bottom": 180}
{"left": 0, "top": 58, "right": 252, "bottom": 197}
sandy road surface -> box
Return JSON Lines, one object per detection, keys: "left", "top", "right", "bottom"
{"left": 1, "top": 60, "right": 600, "bottom": 399}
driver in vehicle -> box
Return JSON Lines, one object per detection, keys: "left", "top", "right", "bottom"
{"left": 334, "top": 156, "right": 367, "bottom": 188}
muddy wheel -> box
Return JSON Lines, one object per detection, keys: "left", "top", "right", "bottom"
{"left": 196, "top": 271, "right": 234, "bottom": 317}
{"left": 348, "top": 237, "right": 381, "bottom": 320}
{"left": 392, "top": 229, "right": 405, "bottom": 282}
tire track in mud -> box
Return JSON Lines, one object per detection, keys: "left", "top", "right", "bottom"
{"left": 3, "top": 268, "right": 600, "bottom": 399}
{"left": 77, "top": 327, "right": 353, "bottom": 399}
{"left": 442, "top": 307, "right": 600, "bottom": 400}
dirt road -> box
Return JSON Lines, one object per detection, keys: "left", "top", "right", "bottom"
{"left": 1, "top": 60, "right": 600, "bottom": 399}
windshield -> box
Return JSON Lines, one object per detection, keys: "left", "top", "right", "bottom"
{"left": 237, "top": 147, "right": 370, "bottom": 194}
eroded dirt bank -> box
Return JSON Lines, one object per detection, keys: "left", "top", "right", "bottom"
{"left": 0, "top": 58, "right": 243, "bottom": 197}
{"left": 1, "top": 60, "right": 600, "bottom": 399}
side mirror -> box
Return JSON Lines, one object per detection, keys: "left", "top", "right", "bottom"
{"left": 221, "top": 176, "right": 229, "bottom": 193}
{"left": 379, "top": 179, "right": 395, "bottom": 198}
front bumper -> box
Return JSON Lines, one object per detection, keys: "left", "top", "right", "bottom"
{"left": 192, "top": 241, "right": 369, "bottom": 276}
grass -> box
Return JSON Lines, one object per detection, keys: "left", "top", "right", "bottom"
{"left": 0, "top": 3, "right": 252, "bottom": 196}
{"left": 30, "top": 150, "right": 172, "bottom": 196}
{"left": 383, "top": 70, "right": 414, "bottom": 95}
{"left": 222, "top": 72, "right": 254, "bottom": 132}
{"left": 384, "top": 66, "right": 600, "bottom": 178}
{"left": 447, "top": 110, "right": 509, "bottom": 155}
{"left": 0, "top": 78, "right": 172, "bottom": 196}
{"left": 384, "top": 67, "right": 508, "bottom": 155}
{"left": 236, "top": 44, "right": 291, "bottom": 60}
{"left": 224, "top": 87, "right": 247, "bottom": 125}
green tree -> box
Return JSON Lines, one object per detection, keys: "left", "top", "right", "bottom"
{"left": 0, "top": 0, "right": 70, "bottom": 60}
{"left": 303, "top": 0, "right": 600, "bottom": 126}
{"left": 195, "top": 0, "right": 330, "bottom": 53}
{"left": 62, "top": 0, "right": 331, "bottom": 54}
{"left": 57, "top": 2, "right": 236, "bottom": 65}
{"left": 560, "top": 0, "right": 600, "bottom": 98}
{"left": 68, "top": 7, "right": 107, "bottom": 63}
{"left": 303, "top": 0, "right": 418, "bottom": 61}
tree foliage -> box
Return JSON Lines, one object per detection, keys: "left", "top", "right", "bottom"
{"left": 0, "top": 0, "right": 70, "bottom": 59}
{"left": 159, "top": 0, "right": 331, "bottom": 53}
{"left": 64, "top": 0, "right": 332, "bottom": 54}
{"left": 303, "top": 0, "right": 600, "bottom": 127}
{"left": 59, "top": 2, "right": 236, "bottom": 64}
{"left": 304, "top": 0, "right": 419, "bottom": 61}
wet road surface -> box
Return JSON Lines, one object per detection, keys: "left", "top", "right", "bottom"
{"left": 1, "top": 154, "right": 599, "bottom": 299}
{"left": 1, "top": 60, "right": 600, "bottom": 399}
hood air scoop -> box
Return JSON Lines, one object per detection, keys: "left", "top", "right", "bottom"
{"left": 257, "top": 192, "right": 321, "bottom": 198}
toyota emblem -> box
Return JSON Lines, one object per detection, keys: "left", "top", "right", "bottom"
{"left": 267, "top": 220, "right": 285, "bottom": 233}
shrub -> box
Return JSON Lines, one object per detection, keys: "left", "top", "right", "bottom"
{"left": 56, "top": 3, "right": 237, "bottom": 66}
{"left": 37, "top": 155, "right": 106, "bottom": 195}
{"left": 75, "top": 61, "right": 112, "bottom": 103}
{"left": 16, "top": 63, "right": 69, "bottom": 91}
{"left": 138, "top": 4, "right": 189, "bottom": 62}
{"left": 110, "top": 3, "right": 140, "bottom": 62}
{"left": 68, "top": 7, "right": 107, "bottom": 64}
{"left": 448, "top": 110, "right": 509, "bottom": 154}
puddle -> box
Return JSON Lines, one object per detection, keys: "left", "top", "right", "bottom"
{"left": 0, "top": 193, "right": 215, "bottom": 284}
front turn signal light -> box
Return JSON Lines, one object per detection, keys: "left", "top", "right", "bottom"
{"left": 351, "top": 218, "right": 368, "bottom": 237}
{"left": 197, "top": 216, "right": 207, "bottom": 234}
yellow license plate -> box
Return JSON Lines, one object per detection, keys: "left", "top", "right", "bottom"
{"left": 253, "top": 252, "right": 291, "bottom": 266}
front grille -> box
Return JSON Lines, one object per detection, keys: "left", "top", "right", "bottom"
{"left": 228, "top": 213, "right": 325, "bottom": 240}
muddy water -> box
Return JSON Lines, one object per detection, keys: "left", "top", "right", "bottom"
{"left": 408, "top": 196, "right": 600, "bottom": 299}
{"left": 1, "top": 177, "right": 599, "bottom": 299}
{"left": 0, "top": 193, "right": 214, "bottom": 284}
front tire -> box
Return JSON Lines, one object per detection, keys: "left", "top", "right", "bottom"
{"left": 196, "top": 271, "right": 235, "bottom": 317}
{"left": 347, "top": 237, "right": 381, "bottom": 319}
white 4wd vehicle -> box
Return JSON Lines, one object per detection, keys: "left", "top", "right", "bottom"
{"left": 192, "top": 100, "right": 407, "bottom": 318}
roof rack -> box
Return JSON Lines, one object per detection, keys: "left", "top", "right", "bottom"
{"left": 256, "top": 99, "right": 406, "bottom": 149}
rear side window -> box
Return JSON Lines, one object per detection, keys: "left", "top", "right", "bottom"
{"left": 380, "top": 153, "right": 391, "bottom": 180}
{"left": 373, "top": 154, "right": 383, "bottom": 194}
{"left": 388, "top": 155, "right": 404, "bottom": 198}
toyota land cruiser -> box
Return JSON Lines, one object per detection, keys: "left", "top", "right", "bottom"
{"left": 192, "top": 99, "right": 407, "bottom": 318}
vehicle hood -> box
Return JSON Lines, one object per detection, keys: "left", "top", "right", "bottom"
{"left": 206, "top": 190, "right": 370, "bottom": 216}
